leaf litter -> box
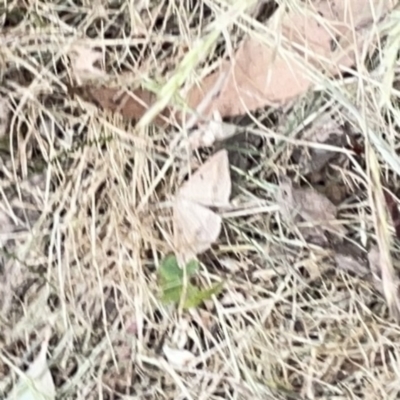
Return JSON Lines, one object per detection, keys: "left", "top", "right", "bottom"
{"left": 69, "top": 0, "right": 394, "bottom": 125}
{"left": 277, "top": 176, "right": 344, "bottom": 243}
{"left": 291, "top": 111, "right": 349, "bottom": 177}
{"left": 4, "top": 0, "right": 400, "bottom": 399}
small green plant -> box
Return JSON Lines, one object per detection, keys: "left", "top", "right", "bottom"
{"left": 158, "top": 254, "right": 223, "bottom": 309}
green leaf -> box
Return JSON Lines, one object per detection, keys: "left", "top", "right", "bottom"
{"left": 183, "top": 282, "right": 224, "bottom": 309}
{"left": 158, "top": 255, "right": 209, "bottom": 308}
{"left": 158, "top": 254, "right": 181, "bottom": 283}
{"left": 160, "top": 286, "right": 183, "bottom": 305}
{"left": 185, "top": 259, "right": 199, "bottom": 276}
{"left": 158, "top": 255, "right": 199, "bottom": 284}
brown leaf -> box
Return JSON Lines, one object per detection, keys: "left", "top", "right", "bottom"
{"left": 70, "top": 85, "right": 171, "bottom": 126}
{"left": 292, "top": 113, "right": 347, "bottom": 176}
{"left": 173, "top": 198, "right": 223, "bottom": 263}
{"left": 187, "top": 0, "right": 393, "bottom": 119}
{"left": 277, "top": 177, "right": 337, "bottom": 226}
{"left": 277, "top": 177, "right": 344, "bottom": 242}
{"left": 69, "top": 1, "right": 393, "bottom": 125}
{"left": 187, "top": 38, "right": 311, "bottom": 117}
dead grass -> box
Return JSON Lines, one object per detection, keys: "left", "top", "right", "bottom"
{"left": 1, "top": 0, "right": 400, "bottom": 399}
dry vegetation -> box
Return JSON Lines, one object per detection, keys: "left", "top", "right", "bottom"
{"left": 2, "top": 0, "right": 400, "bottom": 399}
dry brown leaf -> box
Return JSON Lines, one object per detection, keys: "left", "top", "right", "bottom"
{"left": 293, "top": 113, "right": 347, "bottom": 175}
{"left": 277, "top": 177, "right": 343, "bottom": 237}
{"left": 173, "top": 150, "right": 231, "bottom": 262}
{"left": 277, "top": 177, "right": 337, "bottom": 225}
{"left": 187, "top": 0, "right": 393, "bottom": 119}
{"left": 69, "top": 44, "right": 105, "bottom": 84}
{"left": 69, "top": 85, "right": 171, "bottom": 126}
{"left": 69, "top": 1, "right": 393, "bottom": 125}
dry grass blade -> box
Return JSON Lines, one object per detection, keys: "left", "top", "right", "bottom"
{"left": 367, "top": 146, "right": 400, "bottom": 319}
{"left": 3, "top": 0, "right": 400, "bottom": 399}
{"left": 0, "top": 98, "right": 9, "bottom": 139}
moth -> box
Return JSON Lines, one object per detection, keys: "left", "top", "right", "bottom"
{"left": 173, "top": 150, "right": 231, "bottom": 263}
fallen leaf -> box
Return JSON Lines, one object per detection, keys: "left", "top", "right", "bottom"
{"left": 277, "top": 177, "right": 343, "bottom": 239}
{"left": 68, "top": 44, "right": 105, "bottom": 84}
{"left": 69, "top": 85, "right": 171, "bottom": 126}
{"left": 277, "top": 177, "right": 337, "bottom": 227}
{"left": 0, "top": 98, "right": 9, "bottom": 139}
{"left": 187, "top": 0, "right": 393, "bottom": 119}
{"left": 69, "top": 1, "right": 393, "bottom": 126}
{"left": 292, "top": 113, "right": 347, "bottom": 175}
{"left": 162, "top": 345, "right": 195, "bottom": 368}
{"left": 7, "top": 334, "right": 55, "bottom": 400}
{"left": 173, "top": 150, "right": 231, "bottom": 262}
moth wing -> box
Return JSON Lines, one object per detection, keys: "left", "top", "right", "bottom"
{"left": 173, "top": 198, "right": 222, "bottom": 262}
{"left": 178, "top": 149, "right": 231, "bottom": 207}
